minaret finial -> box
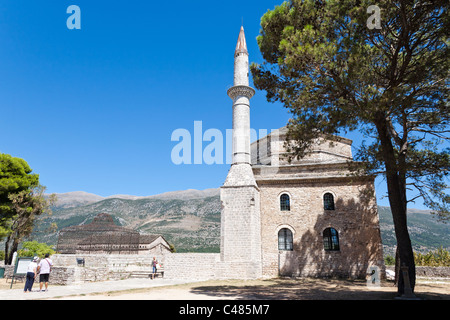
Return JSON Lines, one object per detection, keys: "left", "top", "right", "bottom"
{"left": 235, "top": 25, "right": 248, "bottom": 57}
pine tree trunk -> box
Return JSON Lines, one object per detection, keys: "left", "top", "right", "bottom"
{"left": 375, "top": 113, "right": 416, "bottom": 295}
{"left": 4, "top": 240, "right": 10, "bottom": 265}
{"left": 4, "top": 234, "right": 20, "bottom": 265}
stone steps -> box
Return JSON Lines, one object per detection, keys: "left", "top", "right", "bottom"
{"left": 129, "top": 271, "right": 164, "bottom": 279}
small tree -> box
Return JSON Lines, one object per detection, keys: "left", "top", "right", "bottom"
{"left": 1, "top": 154, "right": 56, "bottom": 265}
{"left": 4, "top": 186, "right": 56, "bottom": 264}
{"left": 18, "top": 241, "right": 55, "bottom": 258}
{"left": 251, "top": 0, "right": 449, "bottom": 294}
{"left": 1, "top": 153, "right": 39, "bottom": 239}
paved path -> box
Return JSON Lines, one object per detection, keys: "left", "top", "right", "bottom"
{"left": 0, "top": 278, "right": 194, "bottom": 300}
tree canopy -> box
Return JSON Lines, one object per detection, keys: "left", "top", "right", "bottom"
{"left": 0, "top": 153, "right": 39, "bottom": 238}
{"left": 251, "top": 0, "right": 449, "bottom": 294}
{"left": 0, "top": 153, "right": 55, "bottom": 264}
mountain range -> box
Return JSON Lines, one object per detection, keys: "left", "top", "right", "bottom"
{"left": 31, "top": 188, "right": 450, "bottom": 255}
{"left": 35, "top": 189, "right": 222, "bottom": 253}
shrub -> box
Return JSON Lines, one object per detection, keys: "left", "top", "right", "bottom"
{"left": 414, "top": 247, "right": 450, "bottom": 267}
{"left": 18, "top": 241, "right": 55, "bottom": 258}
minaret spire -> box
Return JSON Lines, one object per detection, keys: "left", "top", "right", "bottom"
{"left": 235, "top": 26, "right": 248, "bottom": 57}
{"left": 232, "top": 26, "right": 250, "bottom": 87}
{"left": 225, "top": 26, "right": 255, "bottom": 179}
{"left": 227, "top": 26, "right": 255, "bottom": 168}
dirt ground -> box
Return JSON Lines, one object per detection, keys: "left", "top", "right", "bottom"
{"left": 53, "top": 278, "right": 450, "bottom": 300}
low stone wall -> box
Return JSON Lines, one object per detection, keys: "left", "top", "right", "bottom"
{"left": 164, "top": 253, "right": 220, "bottom": 280}
{"left": 1, "top": 265, "right": 15, "bottom": 279}
{"left": 51, "top": 253, "right": 161, "bottom": 269}
{"left": 164, "top": 253, "right": 263, "bottom": 280}
{"left": 385, "top": 266, "right": 450, "bottom": 279}
{"left": 48, "top": 254, "right": 164, "bottom": 284}
{"left": 416, "top": 266, "right": 450, "bottom": 278}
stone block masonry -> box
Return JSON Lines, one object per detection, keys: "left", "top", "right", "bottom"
{"left": 164, "top": 253, "right": 265, "bottom": 281}
{"left": 46, "top": 254, "right": 162, "bottom": 284}
{"left": 257, "top": 177, "right": 385, "bottom": 279}
{"left": 220, "top": 185, "right": 261, "bottom": 264}
{"left": 164, "top": 253, "right": 220, "bottom": 280}
{"left": 45, "top": 253, "right": 267, "bottom": 284}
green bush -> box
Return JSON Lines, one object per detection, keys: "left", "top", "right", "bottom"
{"left": 414, "top": 247, "right": 450, "bottom": 267}
{"left": 385, "top": 247, "right": 450, "bottom": 267}
{"left": 18, "top": 241, "right": 55, "bottom": 258}
{"left": 384, "top": 255, "right": 395, "bottom": 266}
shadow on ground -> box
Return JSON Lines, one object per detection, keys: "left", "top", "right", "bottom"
{"left": 189, "top": 278, "right": 450, "bottom": 300}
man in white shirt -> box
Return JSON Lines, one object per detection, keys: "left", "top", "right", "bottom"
{"left": 37, "top": 253, "right": 53, "bottom": 292}
{"left": 24, "top": 256, "right": 38, "bottom": 293}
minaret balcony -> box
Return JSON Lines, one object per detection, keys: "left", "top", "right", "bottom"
{"left": 227, "top": 85, "right": 255, "bottom": 100}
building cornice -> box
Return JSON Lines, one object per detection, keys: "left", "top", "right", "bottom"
{"left": 255, "top": 174, "right": 374, "bottom": 185}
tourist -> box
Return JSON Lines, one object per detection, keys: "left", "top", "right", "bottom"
{"left": 152, "top": 257, "right": 158, "bottom": 274}
{"left": 37, "top": 253, "right": 53, "bottom": 292}
{"left": 23, "top": 256, "right": 39, "bottom": 293}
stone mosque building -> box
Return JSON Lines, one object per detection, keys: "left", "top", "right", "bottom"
{"left": 215, "top": 26, "right": 384, "bottom": 279}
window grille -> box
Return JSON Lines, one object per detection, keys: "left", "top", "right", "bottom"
{"left": 323, "top": 193, "right": 335, "bottom": 210}
{"left": 323, "top": 227, "right": 340, "bottom": 251}
{"left": 280, "top": 194, "right": 290, "bottom": 211}
{"left": 278, "top": 228, "right": 293, "bottom": 251}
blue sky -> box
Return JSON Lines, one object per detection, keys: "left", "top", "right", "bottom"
{"left": 0, "top": 1, "right": 431, "bottom": 209}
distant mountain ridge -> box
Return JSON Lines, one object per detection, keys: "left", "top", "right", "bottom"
{"left": 52, "top": 189, "right": 221, "bottom": 208}
{"left": 35, "top": 188, "right": 449, "bottom": 255}
{"left": 39, "top": 188, "right": 222, "bottom": 252}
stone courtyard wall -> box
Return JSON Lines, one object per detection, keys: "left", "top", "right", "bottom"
{"left": 2, "top": 252, "right": 272, "bottom": 285}
{"left": 164, "top": 253, "right": 267, "bottom": 281}
{"left": 46, "top": 254, "right": 163, "bottom": 284}
{"left": 164, "top": 253, "right": 220, "bottom": 280}
{"left": 48, "top": 253, "right": 264, "bottom": 283}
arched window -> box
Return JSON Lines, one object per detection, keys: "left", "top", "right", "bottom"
{"left": 323, "top": 227, "right": 340, "bottom": 251}
{"left": 278, "top": 228, "right": 293, "bottom": 251}
{"left": 280, "top": 194, "right": 290, "bottom": 211}
{"left": 323, "top": 193, "right": 335, "bottom": 210}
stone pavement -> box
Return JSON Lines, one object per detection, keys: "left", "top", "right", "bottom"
{"left": 0, "top": 278, "right": 194, "bottom": 300}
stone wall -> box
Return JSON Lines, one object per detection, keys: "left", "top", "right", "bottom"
{"left": 386, "top": 266, "right": 450, "bottom": 279}
{"left": 220, "top": 185, "right": 261, "bottom": 265}
{"left": 416, "top": 266, "right": 450, "bottom": 278}
{"left": 257, "top": 177, "right": 385, "bottom": 279}
{"left": 51, "top": 253, "right": 162, "bottom": 269}
{"left": 44, "top": 254, "right": 164, "bottom": 284}
{"left": 164, "top": 253, "right": 266, "bottom": 281}
{"left": 164, "top": 253, "right": 220, "bottom": 280}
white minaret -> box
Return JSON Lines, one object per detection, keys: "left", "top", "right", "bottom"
{"left": 219, "top": 26, "right": 262, "bottom": 279}
{"left": 223, "top": 26, "right": 257, "bottom": 186}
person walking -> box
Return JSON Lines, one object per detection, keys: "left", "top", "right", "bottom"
{"left": 37, "top": 253, "right": 53, "bottom": 292}
{"left": 23, "top": 256, "right": 39, "bottom": 293}
{"left": 152, "top": 257, "right": 158, "bottom": 275}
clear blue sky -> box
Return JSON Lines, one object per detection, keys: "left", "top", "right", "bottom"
{"left": 0, "top": 1, "right": 428, "bottom": 209}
